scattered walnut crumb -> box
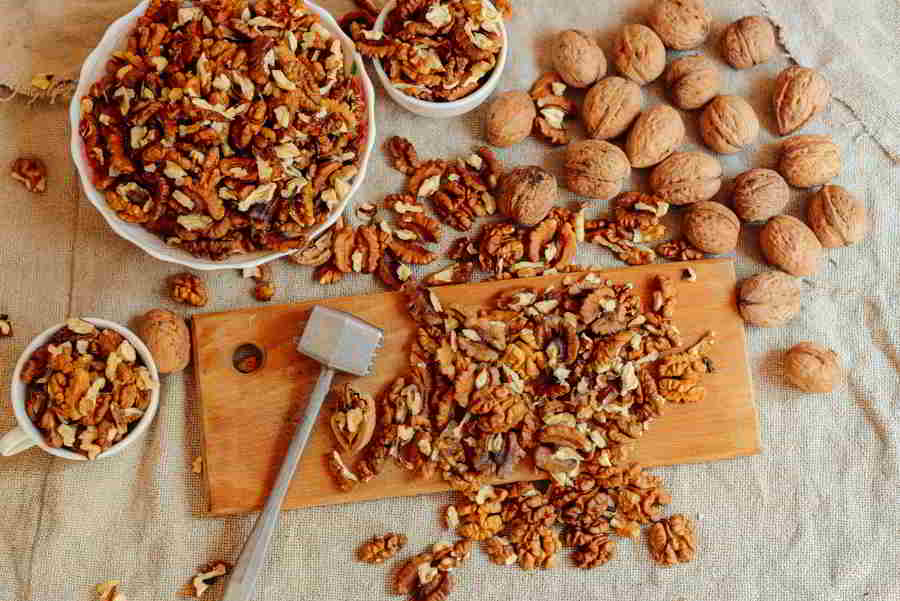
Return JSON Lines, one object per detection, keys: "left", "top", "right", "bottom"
{"left": 184, "top": 562, "right": 230, "bottom": 598}
{"left": 96, "top": 580, "right": 126, "bottom": 601}
{"left": 358, "top": 532, "right": 408, "bottom": 564}
{"left": 171, "top": 273, "right": 209, "bottom": 307}
{"left": 11, "top": 157, "right": 47, "bottom": 193}
{"left": 192, "top": 456, "right": 203, "bottom": 474}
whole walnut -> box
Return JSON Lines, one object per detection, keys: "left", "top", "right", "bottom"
{"left": 806, "top": 184, "right": 868, "bottom": 248}
{"left": 137, "top": 309, "right": 190, "bottom": 374}
{"left": 784, "top": 342, "right": 840, "bottom": 393}
{"left": 664, "top": 55, "right": 720, "bottom": 110}
{"left": 564, "top": 140, "right": 631, "bottom": 200}
{"left": 647, "top": 0, "right": 712, "bottom": 50}
{"left": 485, "top": 91, "right": 537, "bottom": 147}
{"left": 683, "top": 201, "right": 740, "bottom": 254}
{"left": 759, "top": 215, "right": 823, "bottom": 276}
{"left": 612, "top": 24, "right": 666, "bottom": 85}
{"left": 779, "top": 135, "right": 840, "bottom": 188}
{"left": 552, "top": 30, "right": 606, "bottom": 88}
{"left": 721, "top": 16, "right": 776, "bottom": 69}
{"left": 625, "top": 104, "right": 685, "bottom": 168}
{"left": 732, "top": 168, "right": 790, "bottom": 223}
{"left": 582, "top": 77, "right": 643, "bottom": 140}
{"left": 497, "top": 166, "right": 558, "bottom": 226}
{"left": 773, "top": 66, "right": 831, "bottom": 135}
{"left": 738, "top": 271, "right": 803, "bottom": 327}
{"left": 649, "top": 151, "right": 722, "bottom": 205}
{"left": 699, "top": 95, "right": 759, "bottom": 154}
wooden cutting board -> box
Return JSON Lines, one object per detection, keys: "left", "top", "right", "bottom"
{"left": 192, "top": 258, "right": 759, "bottom": 517}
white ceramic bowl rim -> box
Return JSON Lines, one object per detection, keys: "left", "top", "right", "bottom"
{"left": 371, "top": 0, "right": 508, "bottom": 109}
{"left": 68, "top": 0, "right": 377, "bottom": 271}
{"left": 10, "top": 318, "right": 161, "bottom": 461}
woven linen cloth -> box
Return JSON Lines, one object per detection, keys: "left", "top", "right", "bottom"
{"left": 0, "top": 1, "right": 898, "bottom": 600}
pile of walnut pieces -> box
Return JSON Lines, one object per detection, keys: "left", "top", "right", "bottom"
{"left": 20, "top": 318, "right": 156, "bottom": 459}
{"left": 78, "top": 0, "right": 368, "bottom": 260}
{"left": 328, "top": 272, "right": 711, "bottom": 574}
{"left": 341, "top": 0, "right": 510, "bottom": 103}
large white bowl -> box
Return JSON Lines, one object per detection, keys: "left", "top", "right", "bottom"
{"left": 372, "top": 0, "right": 508, "bottom": 119}
{"left": 68, "top": 0, "right": 377, "bottom": 271}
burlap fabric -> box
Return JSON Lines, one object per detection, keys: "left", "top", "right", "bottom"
{"left": 0, "top": 1, "right": 897, "bottom": 600}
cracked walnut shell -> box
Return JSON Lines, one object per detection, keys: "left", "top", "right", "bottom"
{"left": 582, "top": 76, "right": 642, "bottom": 140}
{"left": 760, "top": 215, "right": 823, "bottom": 277}
{"left": 699, "top": 95, "right": 759, "bottom": 154}
{"left": 779, "top": 135, "right": 841, "bottom": 188}
{"left": 732, "top": 168, "right": 790, "bottom": 223}
{"left": 625, "top": 104, "right": 685, "bottom": 168}
{"left": 738, "top": 271, "right": 803, "bottom": 327}
{"left": 806, "top": 185, "right": 868, "bottom": 248}
{"left": 647, "top": 0, "right": 711, "bottom": 50}
{"left": 721, "top": 16, "right": 776, "bottom": 69}
{"left": 612, "top": 24, "right": 666, "bottom": 85}
{"left": 664, "top": 54, "right": 720, "bottom": 110}
{"left": 485, "top": 91, "right": 537, "bottom": 148}
{"left": 497, "top": 166, "right": 557, "bottom": 226}
{"left": 774, "top": 66, "right": 831, "bottom": 135}
{"left": 564, "top": 140, "right": 630, "bottom": 201}
{"left": 683, "top": 201, "right": 740, "bottom": 255}
{"left": 649, "top": 151, "right": 722, "bottom": 206}
{"left": 552, "top": 30, "right": 606, "bottom": 88}
{"left": 784, "top": 342, "right": 840, "bottom": 393}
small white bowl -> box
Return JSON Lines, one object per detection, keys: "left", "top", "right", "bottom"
{"left": 68, "top": 0, "right": 377, "bottom": 271}
{"left": 0, "top": 318, "right": 161, "bottom": 461}
{"left": 372, "top": 0, "right": 508, "bottom": 119}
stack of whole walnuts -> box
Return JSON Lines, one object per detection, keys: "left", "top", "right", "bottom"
{"left": 477, "top": 0, "right": 858, "bottom": 395}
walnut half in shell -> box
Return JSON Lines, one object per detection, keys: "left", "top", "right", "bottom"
{"left": 330, "top": 384, "right": 376, "bottom": 454}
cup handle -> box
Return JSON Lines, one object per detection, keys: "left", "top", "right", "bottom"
{"left": 0, "top": 426, "right": 36, "bottom": 456}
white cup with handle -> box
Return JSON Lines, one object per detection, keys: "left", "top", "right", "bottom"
{"left": 0, "top": 318, "right": 160, "bottom": 459}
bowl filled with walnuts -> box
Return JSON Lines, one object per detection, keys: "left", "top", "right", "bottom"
{"left": 0, "top": 318, "right": 160, "bottom": 461}
{"left": 68, "top": 0, "right": 377, "bottom": 270}
{"left": 363, "top": 0, "right": 508, "bottom": 119}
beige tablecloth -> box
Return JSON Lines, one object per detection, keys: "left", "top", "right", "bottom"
{"left": 1, "top": 1, "right": 898, "bottom": 600}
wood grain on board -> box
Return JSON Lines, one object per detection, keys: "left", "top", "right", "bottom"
{"left": 191, "top": 258, "right": 759, "bottom": 517}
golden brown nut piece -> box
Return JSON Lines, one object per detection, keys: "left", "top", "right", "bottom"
{"left": 170, "top": 273, "right": 209, "bottom": 307}
{"left": 648, "top": 514, "right": 697, "bottom": 566}
{"left": 10, "top": 157, "right": 47, "bottom": 193}
{"left": 721, "top": 16, "right": 776, "bottom": 69}
{"left": 358, "top": 532, "right": 407, "bottom": 564}
{"left": 784, "top": 342, "right": 841, "bottom": 393}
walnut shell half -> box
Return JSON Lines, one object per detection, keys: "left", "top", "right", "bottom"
{"left": 664, "top": 54, "right": 720, "bottom": 110}
{"left": 497, "top": 166, "right": 558, "bottom": 226}
{"left": 564, "top": 140, "right": 630, "bottom": 200}
{"left": 647, "top": 0, "right": 712, "bottom": 50}
{"left": 582, "top": 76, "right": 643, "bottom": 140}
{"left": 683, "top": 201, "right": 740, "bottom": 254}
{"left": 732, "top": 168, "right": 790, "bottom": 223}
{"left": 738, "top": 271, "right": 803, "bottom": 327}
{"left": 649, "top": 151, "right": 722, "bottom": 205}
{"left": 759, "top": 215, "right": 823, "bottom": 276}
{"left": 806, "top": 185, "right": 868, "bottom": 248}
{"left": 612, "top": 24, "right": 666, "bottom": 85}
{"left": 779, "top": 134, "right": 840, "bottom": 188}
{"left": 700, "top": 95, "right": 759, "bottom": 154}
{"left": 773, "top": 66, "right": 831, "bottom": 135}
{"left": 721, "top": 16, "right": 776, "bottom": 69}
{"left": 552, "top": 30, "right": 606, "bottom": 88}
{"left": 485, "top": 91, "right": 537, "bottom": 148}
{"left": 625, "top": 104, "right": 685, "bottom": 168}
{"left": 784, "top": 342, "right": 840, "bottom": 393}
